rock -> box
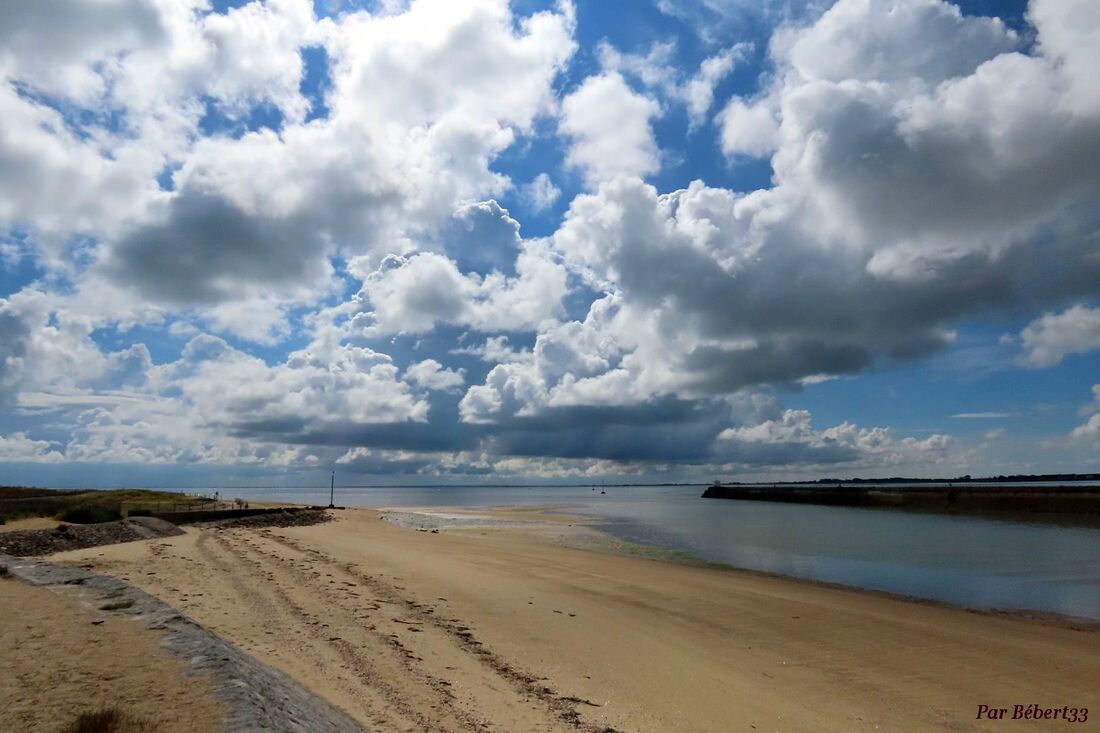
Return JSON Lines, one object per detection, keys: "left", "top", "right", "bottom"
{"left": 208, "top": 510, "right": 332, "bottom": 531}
{"left": 0, "top": 518, "right": 184, "bottom": 557}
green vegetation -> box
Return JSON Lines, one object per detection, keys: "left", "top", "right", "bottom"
{"left": 58, "top": 504, "right": 124, "bottom": 524}
{"left": 0, "top": 487, "right": 213, "bottom": 525}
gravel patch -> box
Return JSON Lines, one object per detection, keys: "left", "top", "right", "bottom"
{"left": 206, "top": 509, "right": 334, "bottom": 530}
{"left": 1, "top": 553, "right": 366, "bottom": 733}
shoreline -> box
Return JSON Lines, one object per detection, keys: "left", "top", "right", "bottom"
{"left": 52, "top": 496, "right": 1090, "bottom": 630}
{"left": 46, "top": 507, "right": 1100, "bottom": 732}
{"left": 379, "top": 504, "right": 1100, "bottom": 630}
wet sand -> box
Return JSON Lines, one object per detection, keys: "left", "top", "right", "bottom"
{"left": 52, "top": 507, "right": 1100, "bottom": 732}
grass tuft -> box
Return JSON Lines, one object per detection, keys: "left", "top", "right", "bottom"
{"left": 61, "top": 707, "right": 149, "bottom": 733}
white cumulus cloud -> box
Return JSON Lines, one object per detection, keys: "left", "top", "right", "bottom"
{"left": 560, "top": 72, "right": 662, "bottom": 186}
{"left": 1019, "top": 305, "right": 1100, "bottom": 368}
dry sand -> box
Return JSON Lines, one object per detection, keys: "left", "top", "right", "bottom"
{"left": 51, "top": 507, "right": 1100, "bottom": 733}
{"left": 0, "top": 573, "right": 224, "bottom": 732}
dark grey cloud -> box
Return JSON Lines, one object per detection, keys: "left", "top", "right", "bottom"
{"left": 103, "top": 192, "right": 331, "bottom": 304}
{"left": 486, "top": 397, "right": 859, "bottom": 465}
{"left": 0, "top": 0, "right": 164, "bottom": 70}
{"left": 436, "top": 201, "right": 522, "bottom": 276}
{"left": 683, "top": 341, "right": 872, "bottom": 392}
{"left": 225, "top": 392, "right": 703, "bottom": 463}
{"left": 0, "top": 305, "right": 31, "bottom": 404}
{"left": 222, "top": 388, "right": 858, "bottom": 468}
{"left": 485, "top": 398, "right": 727, "bottom": 463}
{"left": 621, "top": 214, "right": 1100, "bottom": 392}
{"left": 231, "top": 419, "right": 482, "bottom": 454}
{"left": 220, "top": 381, "right": 477, "bottom": 452}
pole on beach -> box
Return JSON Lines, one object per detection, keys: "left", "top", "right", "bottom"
{"left": 329, "top": 470, "right": 335, "bottom": 508}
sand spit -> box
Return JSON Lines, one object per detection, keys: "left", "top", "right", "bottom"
{"left": 2, "top": 553, "right": 365, "bottom": 732}
{"left": 51, "top": 508, "right": 1100, "bottom": 733}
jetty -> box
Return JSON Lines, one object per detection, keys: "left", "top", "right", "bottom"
{"left": 701, "top": 482, "right": 1100, "bottom": 523}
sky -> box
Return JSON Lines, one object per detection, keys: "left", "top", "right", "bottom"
{"left": 2, "top": 0, "right": 1100, "bottom": 488}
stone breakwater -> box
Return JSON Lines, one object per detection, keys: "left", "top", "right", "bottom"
{"left": 702, "top": 483, "right": 1100, "bottom": 523}
{"left": 0, "top": 511, "right": 332, "bottom": 557}
{"left": 1, "top": 554, "right": 366, "bottom": 733}
{"left": 0, "top": 516, "right": 184, "bottom": 557}
{"left": 203, "top": 508, "right": 334, "bottom": 530}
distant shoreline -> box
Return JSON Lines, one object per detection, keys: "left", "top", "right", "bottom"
{"left": 721, "top": 472, "right": 1100, "bottom": 486}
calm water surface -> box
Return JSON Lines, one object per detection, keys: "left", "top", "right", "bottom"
{"left": 218, "top": 484, "right": 1100, "bottom": 621}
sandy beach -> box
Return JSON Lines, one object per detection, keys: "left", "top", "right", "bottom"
{"left": 49, "top": 507, "right": 1100, "bottom": 732}
{"left": 0, "top": 570, "right": 224, "bottom": 732}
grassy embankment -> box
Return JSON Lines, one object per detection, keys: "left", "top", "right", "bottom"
{"left": 0, "top": 487, "right": 213, "bottom": 526}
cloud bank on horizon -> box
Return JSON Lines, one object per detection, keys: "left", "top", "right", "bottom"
{"left": 2, "top": 0, "right": 1100, "bottom": 486}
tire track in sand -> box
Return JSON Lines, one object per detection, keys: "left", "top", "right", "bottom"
{"left": 257, "top": 530, "right": 619, "bottom": 733}
{"left": 211, "top": 529, "right": 496, "bottom": 733}
{"left": 195, "top": 530, "right": 425, "bottom": 732}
